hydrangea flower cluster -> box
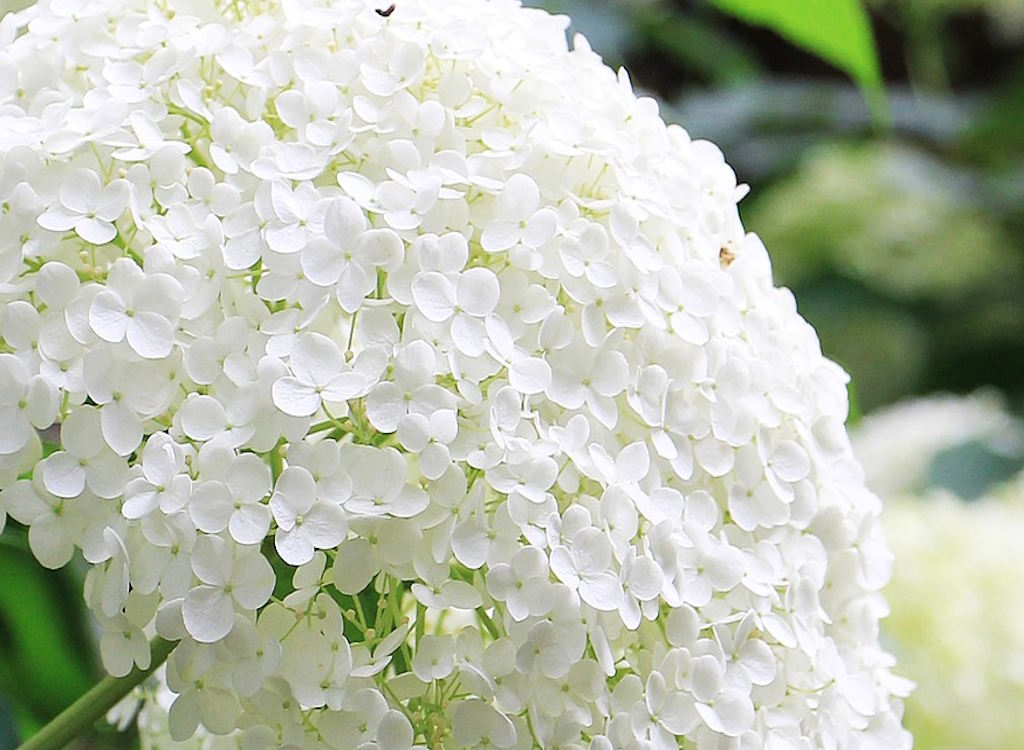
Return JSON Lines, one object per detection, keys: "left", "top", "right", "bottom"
{"left": 0, "top": 0, "right": 911, "bottom": 747}
{"left": 844, "top": 394, "right": 1022, "bottom": 750}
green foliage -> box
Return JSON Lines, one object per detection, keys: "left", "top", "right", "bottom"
{"left": 706, "top": 0, "right": 883, "bottom": 97}
{"left": 928, "top": 440, "right": 1024, "bottom": 501}
{"left": 0, "top": 532, "right": 96, "bottom": 743}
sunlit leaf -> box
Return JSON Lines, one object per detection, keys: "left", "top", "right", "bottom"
{"left": 707, "top": 0, "right": 886, "bottom": 115}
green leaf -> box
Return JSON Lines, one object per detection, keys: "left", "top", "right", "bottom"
{"left": 0, "top": 538, "right": 96, "bottom": 739}
{"left": 706, "top": 0, "right": 887, "bottom": 118}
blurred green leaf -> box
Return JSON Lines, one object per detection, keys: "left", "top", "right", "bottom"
{"left": 927, "top": 439, "right": 1024, "bottom": 501}
{"left": 0, "top": 536, "right": 95, "bottom": 740}
{"left": 706, "top": 0, "right": 886, "bottom": 116}
{"left": 634, "top": 7, "right": 760, "bottom": 85}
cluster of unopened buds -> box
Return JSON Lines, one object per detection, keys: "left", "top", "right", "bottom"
{"left": 0, "top": 0, "right": 911, "bottom": 747}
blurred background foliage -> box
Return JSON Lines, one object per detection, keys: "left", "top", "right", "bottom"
{"left": 2, "top": 0, "right": 1023, "bottom": 747}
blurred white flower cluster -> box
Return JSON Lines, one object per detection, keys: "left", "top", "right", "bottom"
{"left": 853, "top": 393, "right": 1024, "bottom": 750}
{"left": 0, "top": 0, "right": 910, "bottom": 748}
{"left": 883, "top": 495, "right": 1024, "bottom": 750}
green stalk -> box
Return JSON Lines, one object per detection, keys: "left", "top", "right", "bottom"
{"left": 18, "top": 638, "right": 178, "bottom": 750}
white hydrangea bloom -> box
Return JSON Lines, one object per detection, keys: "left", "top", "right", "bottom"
{"left": 0, "top": 0, "right": 910, "bottom": 747}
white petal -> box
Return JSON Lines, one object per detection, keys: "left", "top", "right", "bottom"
{"left": 411, "top": 271, "right": 456, "bottom": 322}
{"left": 191, "top": 481, "right": 234, "bottom": 533}
{"left": 198, "top": 688, "right": 241, "bottom": 735}
{"left": 456, "top": 268, "right": 499, "bottom": 316}
{"left": 396, "top": 413, "right": 430, "bottom": 452}
{"left": 180, "top": 395, "right": 227, "bottom": 441}
{"left": 616, "top": 442, "right": 650, "bottom": 483}
{"left": 36, "top": 206, "right": 79, "bottom": 233}
{"left": 89, "top": 291, "right": 128, "bottom": 343}
{"left": 357, "top": 228, "right": 403, "bottom": 270}
{"left": 60, "top": 169, "right": 101, "bottom": 213}
{"left": 183, "top": 585, "right": 235, "bottom": 643}
{"left": 231, "top": 551, "right": 275, "bottom": 609}
{"left": 272, "top": 377, "right": 321, "bottom": 418}
{"left": 300, "top": 238, "right": 344, "bottom": 286}
{"left": 290, "top": 332, "right": 344, "bottom": 386}
{"left": 191, "top": 534, "right": 233, "bottom": 586}
{"left": 480, "top": 221, "right": 519, "bottom": 253}
{"left": 739, "top": 639, "right": 776, "bottom": 686}
{"left": 711, "top": 689, "right": 755, "bottom": 737}
{"left": 771, "top": 441, "right": 811, "bottom": 483}
{"left": 441, "top": 579, "right": 482, "bottom": 609}
{"left": 331, "top": 538, "right": 377, "bottom": 593}
{"left": 303, "top": 501, "right": 348, "bottom": 549}
{"left": 499, "top": 174, "right": 540, "bottom": 221}
{"left": 229, "top": 503, "right": 272, "bottom": 546}
{"left": 167, "top": 690, "right": 200, "bottom": 741}
{"left": 376, "top": 709, "right": 413, "bottom": 750}
{"left": 366, "top": 383, "right": 405, "bottom": 433}
{"left": 29, "top": 516, "right": 74, "bottom": 569}
{"left": 627, "top": 556, "right": 664, "bottom": 602}
{"left": 223, "top": 232, "right": 263, "bottom": 270}
{"left": 75, "top": 217, "right": 117, "bottom": 245}
{"left": 85, "top": 451, "right": 128, "bottom": 499}
{"left": 691, "top": 655, "right": 724, "bottom": 703}
{"left": 450, "top": 314, "right": 487, "bottom": 357}
{"left": 523, "top": 208, "right": 557, "bottom": 247}
{"left": 336, "top": 262, "right": 375, "bottom": 313}
{"left": 323, "top": 372, "right": 371, "bottom": 403}
{"left": 275, "top": 527, "right": 315, "bottom": 566}
{"left": 41, "top": 452, "right": 87, "bottom": 498}
{"left": 25, "top": 377, "right": 58, "bottom": 430}
{"left": 581, "top": 573, "right": 622, "bottom": 611}
{"left": 509, "top": 356, "right": 551, "bottom": 395}
{"left": 101, "top": 402, "right": 143, "bottom": 456}
{"left": 452, "top": 520, "right": 489, "bottom": 570}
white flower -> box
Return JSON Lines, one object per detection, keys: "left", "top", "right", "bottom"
{"left": 480, "top": 174, "right": 557, "bottom": 255}
{"left": 189, "top": 445, "right": 272, "bottom": 545}
{"left": 618, "top": 549, "right": 663, "bottom": 630}
{"left": 411, "top": 634, "right": 455, "bottom": 683}
{"left": 182, "top": 534, "right": 275, "bottom": 643}
{"left": 366, "top": 340, "right": 456, "bottom": 432}
{"left": 631, "top": 670, "right": 699, "bottom": 744}
{"left": 486, "top": 547, "right": 556, "bottom": 622}
{"left": 272, "top": 332, "right": 374, "bottom": 417}
{"left": 547, "top": 340, "right": 630, "bottom": 429}
{"left": 0, "top": 353, "right": 57, "bottom": 455}
{"left": 450, "top": 699, "right": 517, "bottom": 749}
{"left": 345, "top": 445, "right": 428, "bottom": 518}
{"left": 264, "top": 181, "right": 327, "bottom": 255}
{"left": 550, "top": 525, "right": 623, "bottom": 612}
{"left": 178, "top": 394, "right": 256, "bottom": 448}
{"left": 2, "top": 476, "right": 81, "bottom": 569}
{"left": 40, "top": 406, "right": 127, "bottom": 499}
{"left": 37, "top": 168, "right": 129, "bottom": 244}
{"left": 88, "top": 259, "right": 184, "bottom": 359}
{"left": 269, "top": 466, "right": 347, "bottom": 565}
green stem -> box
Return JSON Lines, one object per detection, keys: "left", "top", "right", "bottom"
{"left": 269, "top": 439, "right": 284, "bottom": 482}
{"left": 18, "top": 638, "right": 178, "bottom": 750}
{"left": 477, "top": 607, "right": 501, "bottom": 640}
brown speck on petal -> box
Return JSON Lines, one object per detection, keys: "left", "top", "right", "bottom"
{"left": 720, "top": 246, "right": 736, "bottom": 268}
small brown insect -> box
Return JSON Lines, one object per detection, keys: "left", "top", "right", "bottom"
{"left": 719, "top": 246, "right": 735, "bottom": 268}
{"left": 375, "top": 3, "right": 396, "bottom": 16}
